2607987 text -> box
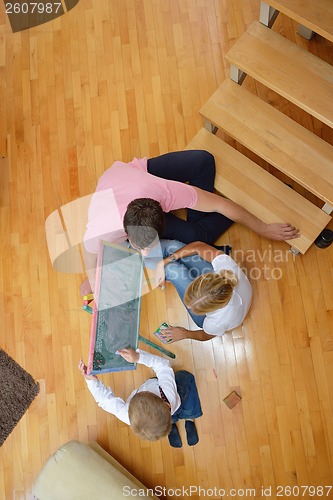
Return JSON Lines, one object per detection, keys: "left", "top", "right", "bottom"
{"left": 261, "top": 485, "right": 333, "bottom": 497}
{"left": 5, "top": 2, "right": 62, "bottom": 14}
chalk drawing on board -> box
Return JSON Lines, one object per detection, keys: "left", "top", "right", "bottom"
{"left": 88, "top": 242, "right": 144, "bottom": 374}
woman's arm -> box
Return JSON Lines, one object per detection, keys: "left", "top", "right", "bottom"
{"left": 163, "top": 241, "right": 221, "bottom": 263}
{"left": 163, "top": 326, "right": 213, "bottom": 343}
{"left": 154, "top": 241, "right": 220, "bottom": 287}
{"left": 192, "top": 187, "right": 300, "bottom": 241}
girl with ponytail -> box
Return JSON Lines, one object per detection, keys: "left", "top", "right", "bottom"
{"left": 154, "top": 240, "right": 252, "bottom": 342}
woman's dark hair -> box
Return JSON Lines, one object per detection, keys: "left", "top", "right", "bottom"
{"left": 123, "top": 198, "right": 165, "bottom": 250}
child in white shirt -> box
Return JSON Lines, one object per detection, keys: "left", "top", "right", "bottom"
{"left": 78, "top": 348, "right": 202, "bottom": 447}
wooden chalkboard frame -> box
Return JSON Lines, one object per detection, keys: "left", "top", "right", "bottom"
{"left": 87, "top": 241, "right": 144, "bottom": 374}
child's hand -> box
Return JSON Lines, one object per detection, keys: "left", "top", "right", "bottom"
{"left": 80, "top": 278, "right": 93, "bottom": 296}
{"left": 78, "top": 359, "right": 97, "bottom": 380}
{"left": 118, "top": 348, "right": 140, "bottom": 363}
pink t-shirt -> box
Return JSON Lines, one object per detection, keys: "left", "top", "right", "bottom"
{"left": 84, "top": 157, "right": 197, "bottom": 253}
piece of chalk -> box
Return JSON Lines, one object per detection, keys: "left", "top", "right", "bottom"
{"left": 83, "top": 298, "right": 93, "bottom": 305}
{"left": 83, "top": 294, "right": 94, "bottom": 300}
{"left": 83, "top": 305, "right": 93, "bottom": 314}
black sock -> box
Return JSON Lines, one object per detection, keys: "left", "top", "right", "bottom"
{"left": 168, "top": 423, "right": 182, "bottom": 448}
{"left": 185, "top": 420, "right": 199, "bottom": 446}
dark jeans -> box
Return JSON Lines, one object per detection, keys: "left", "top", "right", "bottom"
{"left": 172, "top": 370, "right": 203, "bottom": 423}
{"left": 147, "top": 150, "right": 233, "bottom": 244}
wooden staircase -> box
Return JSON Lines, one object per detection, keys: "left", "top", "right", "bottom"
{"left": 188, "top": 3, "right": 332, "bottom": 254}
{"left": 186, "top": 129, "right": 330, "bottom": 255}
{"left": 200, "top": 79, "right": 333, "bottom": 207}
{"left": 259, "top": 0, "right": 333, "bottom": 42}
{"left": 225, "top": 21, "right": 333, "bottom": 129}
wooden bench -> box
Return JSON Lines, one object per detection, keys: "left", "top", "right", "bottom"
{"left": 259, "top": 0, "right": 333, "bottom": 42}
{"left": 186, "top": 128, "right": 331, "bottom": 254}
{"left": 200, "top": 79, "right": 333, "bottom": 214}
{"left": 225, "top": 21, "right": 333, "bottom": 129}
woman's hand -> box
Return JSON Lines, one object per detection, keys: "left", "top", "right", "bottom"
{"left": 78, "top": 359, "right": 97, "bottom": 380}
{"left": 162, "top": 326, "right": 190, "bottom": 343}
{"left": 154, "top": 260, "right": 166, "bottom": 288}
{"left": 162, "top": 326, "right": 212, "bottom": 342}
{"left": 118, "top": 348, "right": 140, "bottom": 363}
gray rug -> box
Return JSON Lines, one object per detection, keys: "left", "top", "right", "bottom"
{"left": 0, "top": 349, "right": 40, "bottom": 446}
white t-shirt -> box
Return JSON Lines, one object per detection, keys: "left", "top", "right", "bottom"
{"left": 85, "top": 350, "right": 181, "bottom": 424}
{"left": 202, "top": 254, "right": 252, "bottom": 336}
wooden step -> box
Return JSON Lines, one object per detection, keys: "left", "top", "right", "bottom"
{"left": 260, "top": 0, "right": 333, "bottom": 42}
{"left": 185, "top": 128, "right": 331, "bottom": 254}
{"left": 200, "top": 79, "right": 333, "bottom": 208}
{"left": 225, "top": 21, "right": 333, "bottom": 129}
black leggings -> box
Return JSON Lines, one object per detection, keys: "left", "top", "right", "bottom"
{"left": 147, "top": 150, "right": 233, "bottom": 244}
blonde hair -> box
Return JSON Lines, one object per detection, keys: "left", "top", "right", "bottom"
{"left": 128, "top": 391, "right": 172, "bottom": 441}
{"left": 184, "top": 269, "right": 238, "bottom": 315}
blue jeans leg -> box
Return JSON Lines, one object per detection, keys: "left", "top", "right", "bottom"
{"left": 160, "top": 240, "right": 214, "bottom": 276}
{"left": 171, "top": 370, "right": 203, "bottom": 424}
{"left": 160, "top": 240, "right": 214, "bottom": 327}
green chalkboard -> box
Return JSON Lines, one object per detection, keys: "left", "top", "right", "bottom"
{"left": 87, "top": 242, "right": 144, "bottom": 374}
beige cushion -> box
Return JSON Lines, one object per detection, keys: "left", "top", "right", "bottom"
{"left": 33, "top": 440, "right": 158, "bottom": 499}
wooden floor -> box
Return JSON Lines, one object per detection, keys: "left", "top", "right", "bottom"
{"left": 1, "top": 1, "right": 333, "bottom": 498}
